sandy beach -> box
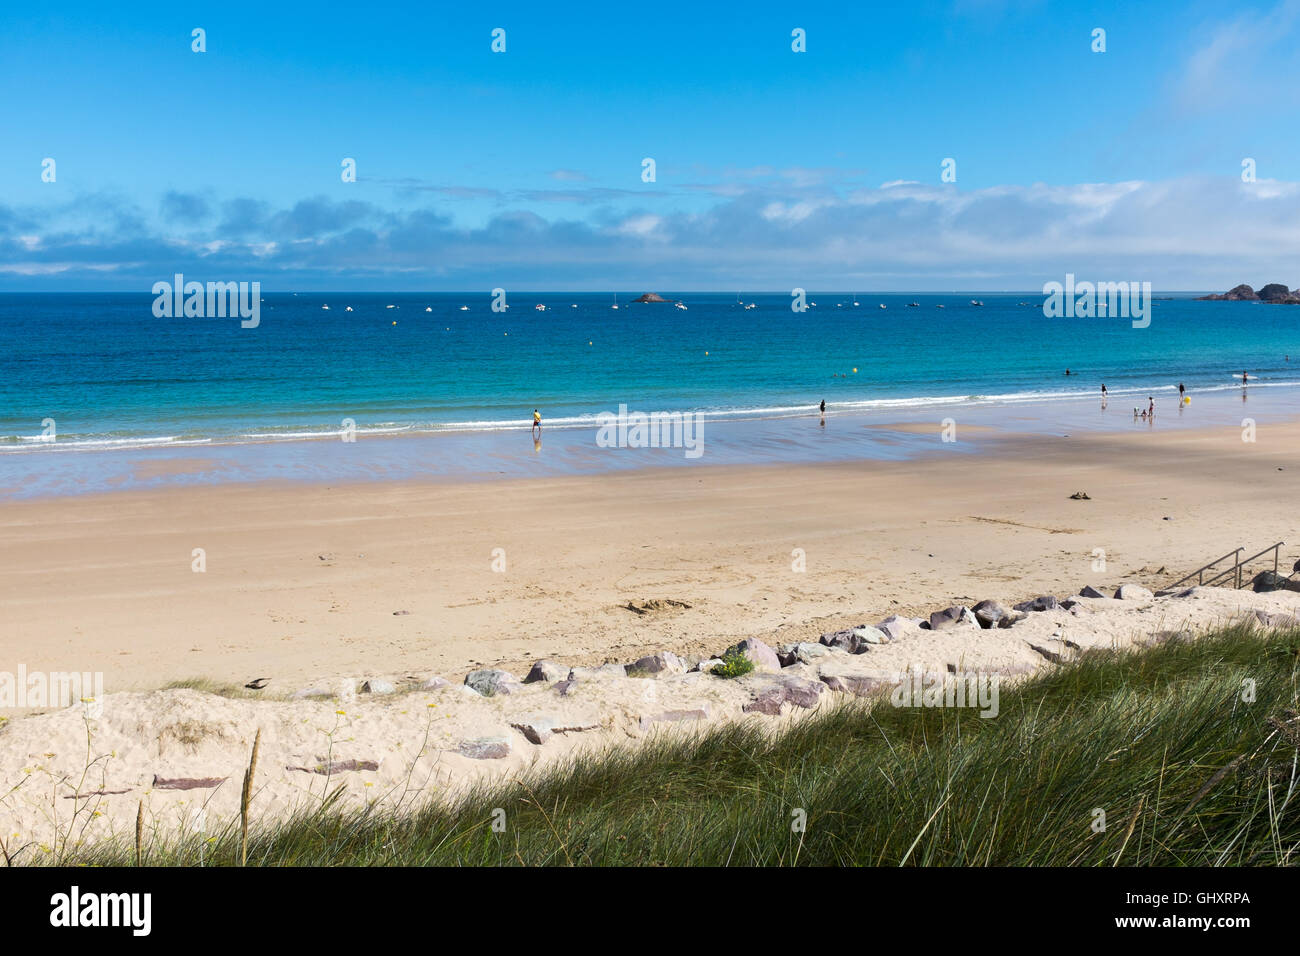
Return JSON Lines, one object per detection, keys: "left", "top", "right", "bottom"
{"left": 3, "top": 416, "right": 1297, "bottom": 696}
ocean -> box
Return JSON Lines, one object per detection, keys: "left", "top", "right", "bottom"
{"left": 3, "top": 291, "right": 1299, "bottom": 496}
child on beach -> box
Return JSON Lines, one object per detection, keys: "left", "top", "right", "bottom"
{"left": 533, "top": 409, "right": 541, "bottom": 432}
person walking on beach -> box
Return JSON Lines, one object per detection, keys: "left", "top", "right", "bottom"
{"left": 1148, "top": 397, "right": 1154, "bottom": 417}
{"left": 1178, "top": 382, "right": 1185, "bottom": 401}
{"left": 820, "top": 399, "right": 826, "bottom": 414}
{"left": 532, "top": 409, "right": 541, "bottom": 434}
{"left": 1243, "top": 371, "right": 1249, "bottom": 385}
{"left": 1101, "top": 383, "right": 1107, "bottom": 398}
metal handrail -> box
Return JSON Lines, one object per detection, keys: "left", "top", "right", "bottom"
{"left": 1164, "top": 542, "right": 1286, "bottom": 591}
{"left": 1165, "top": 548, "right": 1243, "bottom": 590}
{"left": 1230, "top": 541, "right": 1286, "bottom": 589}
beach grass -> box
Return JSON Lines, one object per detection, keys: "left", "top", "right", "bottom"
{"left": 69, "top": 624, "right": 1300, "bottom": 866}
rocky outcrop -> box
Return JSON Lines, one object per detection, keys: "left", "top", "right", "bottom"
{"left": 632, "top": 293, "right": 668, "bottom": 303}
{"left": 1199, "top": 283, "right": 1300, "bottom": 304}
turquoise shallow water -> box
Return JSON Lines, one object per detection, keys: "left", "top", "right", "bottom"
{"left": 2, "top": 291, "right": 1299, "bottom": 496}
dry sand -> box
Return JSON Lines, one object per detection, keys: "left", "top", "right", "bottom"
{"left": 2, "top": 421, "right": 1296, "bottom": 692}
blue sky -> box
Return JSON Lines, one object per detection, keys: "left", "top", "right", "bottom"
{"left": 3, "top": 0, "right": 1300, "bottom": 289}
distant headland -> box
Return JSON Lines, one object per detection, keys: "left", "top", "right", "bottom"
{"left": 1198, "top": 283, "right": 1300, "bottom": 304}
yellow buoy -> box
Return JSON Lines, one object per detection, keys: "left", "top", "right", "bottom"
{"left": 1184, "top": 396, "right": 1191, "bottom": 405}
{"left": 853, "top": 367, "right": 858, "bottom": 373}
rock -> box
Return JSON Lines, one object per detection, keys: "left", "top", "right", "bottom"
{"left": 510, "top": 716, "right": 556, "bottom": 744}
{"left": 1198, "top": 284, "right": 1258, "bottom": 301}
{"left": 1255, "top": 609, "right": 1300, "bottom": 629}
{"left": 509, "top": 715, "right": 599, "bottom": 743}
{"left": 876, "top": 615, "right": 923, "bottom": 642}
{"left": 818, "top": 669, "right": 898, "bottom": 697}
{"left": 524, "top": 660, "right": 568, "bottom": 683}
{"left": 1026, "top": 642, "right": 1067, "bottom": 664}
{"left": 1068, "top": 491, "right": 1090, "bottom": 500}
{"left": 632, "top": 292, "right": 668, "bottom": 302}
{"left": 778, "top": 642, "right": 832, "bottom": 666}
{"left": 971, "top": 599, "right": 1009, "bottom": 629}
{"left": 742, "top": 674, "right": 826, "bottom": 714}
{"left": 819, "top": 628, "right": 860, "bottom": 652}
{"left": 853, "top": 625, "right": 888, "bottom": 646}
{"left": 639, "top": 705, "right": 711, "bottom": 731}
{"left": 1258, "top": 283, "right": 1295, "bottom": 303}
{"left": 1114, "top": 584, "right": 1153, "bottom": 601}
{"left": 724, "top": 638, "right": 782, "bottom": 673}
{"left": 694, "top": 658, "right": 726, "bottom": 673}
{"left": 1013, "top": 595, "right": 1060, "bottom": 613}
{"left": 928, "top": 606, "right": 979, "bottom": 630}
{"left": 1078, "top": 585, "right": 1108, "bottom": 599}
{"left": 625, "top": 651, "right": 687, "bottom": 678}
{"left": 464, "top": 669, "right": 522, "bottom": 697}
{"left": 819, "top": 627, "right": 880, "bottom": 653}
{"left": 552, "top": 679, "right": 578, "bottom": 697}
{"left": 392, "top": 610, "right": 410, "bottom": 616}
{"left": 1250, "top": 570, "right": 1300, "bottom": 593}
{"left": 244, "top": 678, "right": 270, "bottom": 690}
{"left": 419, "top": 676, "right": 450, "bottom": 691}
{"left": 360, "top": 679, "right": 396, "bottom": 695}
{"left": 457, "top": 736, "right": 512, "bottom": 759}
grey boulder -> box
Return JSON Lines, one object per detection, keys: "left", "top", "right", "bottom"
{"left": 464, "top": 669, "right": 522, "bottom": 697}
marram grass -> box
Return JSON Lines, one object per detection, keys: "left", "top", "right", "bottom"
{"left": 58, "top": 624, "right": 1300, "bottom": 866}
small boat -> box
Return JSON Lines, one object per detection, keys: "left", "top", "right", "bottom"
{"left": 744, "top": 302, "right": 757, "bottom": 310}
{"left": 460, "top": 305, "right": 469, "bottom": 311}
{"left": 675, "top": 301, "right": 688, "bottom": 310}
{"left": 907, "top": 302, "right": 919, "bottom": 307}
{"left": 322, "top": 304, "right": 330, "bottom": 310}
{"left": 936, "top": 304, "right": 945, "bottom": 309}
{"left": 879, "top": 303, "right": 887, "bottom": 309}
{"left": 571, "top": 303, "right": 578, "bottom": 308}
{"left": 534, "top": 303, "right": 546, "bottom": 311}
{"left": 836, "top": 303, "right": 842, "bottom": 308}
{"left": 345, "top": 306, "right": 353, "bottom": 312}
{"left": 970, "top": 299, "right": 983, "bottom": 307}
{"left": 425, "top": 307, "right": 432, "bottom": 312}
{"left": 810, "top": 301, "right": 817, "bottom": 307}
{"left": 611, "top": 293, "right": 619, "bottom": 310}
{"left": 386, "top": 304, "right": 398, "bottom": 309}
